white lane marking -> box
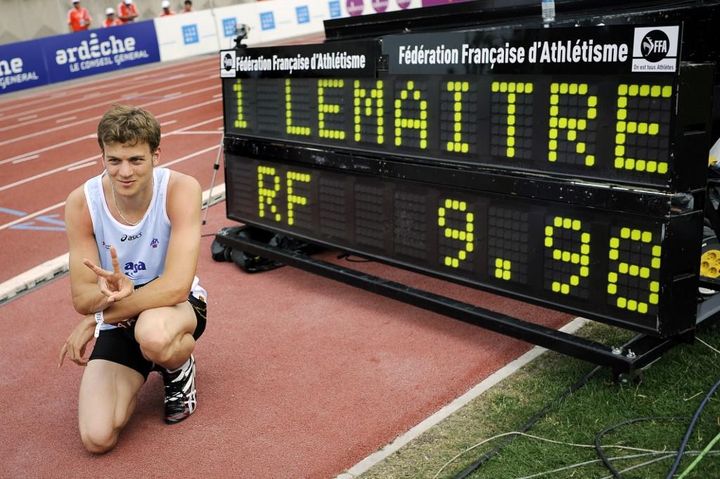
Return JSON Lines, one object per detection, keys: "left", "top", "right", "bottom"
{"left": 67, "top": 161, "right": 97, "bottom": 172}
{"left": 0, "top": 91, "right": 219, "bottom": 147}
{"left": 0, "top": 201, "right": 66, "bottom": 232}
{"left": 19, "top": 114, "right": 38, "bottom": 121}
{"left": 12, "top": 154, "right": 39, "bottom": 164}
{"left": 56, "top": 116, "right": 77, "bottom": 124}
{"left": 0, "top": 157, "right": 98, "bottom": 192}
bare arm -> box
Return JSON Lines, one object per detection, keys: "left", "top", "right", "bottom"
{"left": 99, "top": 172, "right": 202, "bottom": 324}
{"left": 65, "top": 186, "right": 118, "bottom": 314}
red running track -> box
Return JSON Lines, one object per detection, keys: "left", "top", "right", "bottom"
{"left": 0, "top": 51, "right": 573, "bottom": 478}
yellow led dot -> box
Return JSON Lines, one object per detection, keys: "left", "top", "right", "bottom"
{"left": 580, "top": 266, "right": 589, "bottom": 277}
{"left": 576, "top": 143, "right": 586, "bottom": 154}
{"left": 650, "top": 282, "right": 659, "bottom": 293}
{"left": 619, "top": 263, "right": 628, "bottom": 274}
{"left": 503, "top": 260, "right": 511, "bottom": 270}
{"left": 650, "top": 293, "right": 659, "bottom": 304}
{"left": 495, "top": 269, "right": 503, "bottom": 278}
{"left": 638, "top": 303, "right": 648, "bottom": 314}
{"left": 609, "top": 249, "right": 619, "bottom": 260}
{"left": 550, "top": 106, "right": 559, "bottom": 116}
{"left": 586, "top": 155, "right": 595, "bottom": 166}
{"left": 554, "top": 217, "right": 563, "bottom": 227}
{"left": 545, "top": 238, "right": 554, "bottom": 248}
{"left": 552, "top": 282, "right": 561, "bottom": 292}
{"left": 503, "top": 270, "right": 511, "bottom": 280}
{"left": 629, "top": 85, "right": 639, "bottom": 96}
{"left": 640, "top": 85, "right": 650, "bottom": 96}
{"left": 652, "top": 246, "right": 662, "bottom": 257}
{"left": 495, "top": 258, "right": 503, "bottom": 268}
{"left": 658, "top": 163, "right": 668, "bottom": 174}
{"left": 420, "top": 140, "right": 427, "bottom": 149}
{"left": 491, "top": 82, "right": 499, "bottom": 92}
{"left": 561, "top": 284, "right": 570, "bottom": 295}
{"left": 553, "top": 249, "right": 561, "bottom": 260}
{"left": 640, "top": 267, "right": 650, "bottom": 279}
{"left": 646, "top": 161, "right": 657, "bottom": 173}
{"left": 549, "top": 129, "right": 558, "bottom": 139}
{"left": 563, "top": 218, "right": 572, "bottom": 229}
{"left": 628, "top": 300, "right": 637, "bottom": 312}
{"left": 662, "top": 85, "right": 672, "bottom": 97}
{"left": 560, "top": 83, "right": 569, "bottom": 94}
{"left": 625, "top": 159, "right": 635, "bottom": 170}
{"left": 461, "top": 144, "right": 469, "bottom": 153}
{"left": 608, "top": 284, "right": 617, "bottom": 294}
{"left": 444, "top": 257, "right": 452, "bottom": 266}
{"left": 569, "top": 83, "right": 578, "bottom": 94}
{"left": 562, "top": 251, "right": 571, "bottom": 262}
{"left": 507, "top": 147, "right": 515, "bottom": 158}
{"left": 629, "top": 265, "right": 639, "bottom": 276}
{"left": 652, "top": 258, "right": 661, "bottom": 269}
{"left": 617, "top": 297, "right": 627, "bottom": 308}
{"left": 581, "top": 244, "right": 590, "bottom": 255}
{"left": 636, "top": 160, "right": 646, "bottom": 172}
{"left": 617, "top": 109, "right": 627, "bottom": 120}
{"left": 570, "top": 276, "right": 579, "bottom": 286}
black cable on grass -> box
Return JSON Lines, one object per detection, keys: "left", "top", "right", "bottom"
{"left": 594, "top": 417, "right": 686, "bottom": 479}
{"left": 665, "top": 374, "right": 720, "bottom": 479}
{"left": 452, "top": 365, "right": 602, "bottom": 479}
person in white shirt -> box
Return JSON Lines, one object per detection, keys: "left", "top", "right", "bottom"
{"left": 59, "top": 104, "right": 207, "bottom": 453}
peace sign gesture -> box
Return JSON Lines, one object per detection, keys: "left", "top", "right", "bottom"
{"left": 83, "top": 245, "right": 134, "bottom": 304}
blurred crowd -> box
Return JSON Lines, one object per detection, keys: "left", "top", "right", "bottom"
{"left": 68, "top": 0, "right": 194, "bottom": 31}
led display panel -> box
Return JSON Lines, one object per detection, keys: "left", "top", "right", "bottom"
{"left": 220, "top": 24, "right": 711, "bottom": 336}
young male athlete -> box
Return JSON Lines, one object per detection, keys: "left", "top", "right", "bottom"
{"left": 59, "top": 104, "right": 207, "bottom": 454}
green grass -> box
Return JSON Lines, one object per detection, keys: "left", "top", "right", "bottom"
{"left": 360, "top": 322, "right": 720, "bottom": 479}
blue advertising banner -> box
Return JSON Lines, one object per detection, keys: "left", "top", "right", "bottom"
{"left": 41, "top": 20, "right": 161, "bottom": 84}
{"left": 0, "top": 39, "right": 49, "bottom": 94}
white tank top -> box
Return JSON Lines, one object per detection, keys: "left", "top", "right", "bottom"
{"left": 84, "top": 167, "right": 206, "bottom": 330}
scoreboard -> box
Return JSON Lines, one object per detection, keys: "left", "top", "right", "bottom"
{"left": 220, "top": 23, "right": 713, "bottom": 337}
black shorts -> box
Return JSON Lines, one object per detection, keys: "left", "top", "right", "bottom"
{"left": 88, "top": 294, "right": 207, "bottom": 379}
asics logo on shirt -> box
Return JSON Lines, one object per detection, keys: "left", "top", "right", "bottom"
{"left": 121, "top": 232, "right": 142, "bottom": 242}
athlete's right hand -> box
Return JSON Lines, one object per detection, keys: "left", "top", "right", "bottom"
{"left": 58, "top": 315, "right": 95, "bottom": 367}
{"left": 83, "top": 245, "right": 134, "bottom": 304}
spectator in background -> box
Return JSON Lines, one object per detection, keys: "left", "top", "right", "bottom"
{"left": 182, "top": 0, "right": 193, "bottom": 13}
{"left": 103, "top": 7, "right": 122, "bottom": 27}
{"left": 67, "top": 0, "right": 92, "bottom": 32}
{"left": 118, "top": 0, "right": 139, "bottom": 23}
{"left": 160, "top": 0, "right": 175, "bottom": 16}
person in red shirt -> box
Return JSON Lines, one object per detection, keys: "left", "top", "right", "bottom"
{"left": 67, "top": 0, "right": 92, "bottom": 32}
{"left": 117, "top": 0, "right": 139, "bottom": 24}
{"left": 160, "top": 0, "right": 175, "bottom": 16}
{"left": 103, "top": 7, "right": 122, "bottom": 27}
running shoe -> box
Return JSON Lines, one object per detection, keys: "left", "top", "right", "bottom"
{"left": 162, "top": 355, "right": 197, "bottom": 424}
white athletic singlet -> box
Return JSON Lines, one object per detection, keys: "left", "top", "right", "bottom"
{"left": 84, "top": 167, "right": 206, "bottom": 331}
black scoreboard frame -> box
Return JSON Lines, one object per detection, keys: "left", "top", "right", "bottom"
{"left": 216, "top": 0, "right": 720, "bottom": 376}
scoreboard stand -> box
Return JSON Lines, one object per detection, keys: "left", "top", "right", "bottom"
{"left": 214, "top": 225, "right": 717, "bottom": 381}
{"left": 217, "top": 0, "right": 720, "bottom": 378}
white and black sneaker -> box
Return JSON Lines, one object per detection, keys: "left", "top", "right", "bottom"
{"left": 162, "top": 355, "right": 197, "bottom": 424}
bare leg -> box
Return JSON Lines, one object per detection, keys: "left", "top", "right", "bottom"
{"left": 134, "top": 301, "right": 200, "bottom": 423}
{"left": 134, "top": 301, "right": 197, "bottom": 369}
{"left": 78, "top": 360, "right": 144, "bottom": 454}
